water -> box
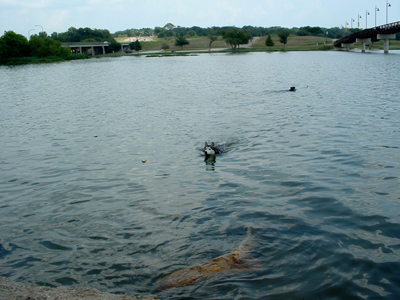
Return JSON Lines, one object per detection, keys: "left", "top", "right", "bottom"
{"left": 1, "top": 51, "right": 400, "bottom": 299}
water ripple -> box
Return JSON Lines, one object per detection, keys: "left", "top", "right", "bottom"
{"left": 1, "top": 52, "right": 400, "bottom": 299}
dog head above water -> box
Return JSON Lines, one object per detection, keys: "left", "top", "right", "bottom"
{"left": 204, "top": 142, "right": 222, "bottom": 156}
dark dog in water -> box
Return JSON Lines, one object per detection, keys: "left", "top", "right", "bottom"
{"left": 204, "top": 142, "right": 222, "bottom": 156}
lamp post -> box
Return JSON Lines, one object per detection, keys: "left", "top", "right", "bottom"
{"left": 35, "top": 25, "right": 44, "bottom": 36}
{"left": 386, "top": 0, "right": 391, "bottom": 24}
{"left": 351, "top": 18, "right": 355, "bottom": 28}
{"left": 28, "top": 28, "right": 35, "bottom": 39}
{"left": 366, "top": 10, "right": 370, "bottom": 28}
{"left": 375, "top": 6, "right": 380, "bottom": 27}
{"left": 358, "top": 14, "right": 362, "bottom": 28}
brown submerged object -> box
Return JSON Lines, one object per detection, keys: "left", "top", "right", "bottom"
{"left": 156, "top": 228, "right": 257, "bottom": 290}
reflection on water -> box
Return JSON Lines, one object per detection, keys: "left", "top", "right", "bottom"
{"left": 1, "top": 52, "right": 400, "bottom": 299}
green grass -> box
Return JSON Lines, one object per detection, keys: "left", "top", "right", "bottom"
{"left": 123, "top": 35, "right": 337, "bottom": 53}
{"left": 117, "top": 36, "right": 228, "bottom": 52}
{"left": 251, "top": 34, "right": 333, "bottom": 51}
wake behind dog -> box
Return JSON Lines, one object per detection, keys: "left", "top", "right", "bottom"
{"left": 156, "top": 228, "right": 258, "bottom": 291}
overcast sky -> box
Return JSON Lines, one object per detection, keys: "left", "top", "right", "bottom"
{"left": 1, "top": 0, "right": 399, "bottom": 37}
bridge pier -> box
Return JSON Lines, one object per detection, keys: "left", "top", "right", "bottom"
{"left": 356, "top": 38, "right": 371, "bottom": 53}
{"left": 377, "top": 34, "right": 396, "bottom": 54}
{"left": 341, "top": 43, "right": 354, "bottom": 51}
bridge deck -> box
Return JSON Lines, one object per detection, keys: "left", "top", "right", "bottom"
{"left": 334, "top": 21, "right": 400, "bottom": 47}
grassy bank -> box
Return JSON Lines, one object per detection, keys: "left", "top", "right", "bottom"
{"left": 116, "top": 35, "right": 335, "bottom": 52}
{"left": 116, "top": 35, "right": 227, "bottom": 52}
{"left": 0, "top": 54, "right": 90, "bottom": 66}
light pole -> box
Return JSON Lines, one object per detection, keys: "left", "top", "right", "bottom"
{"left": 351, "top": 18, "right": 355, "bottom": 28}
{"left": 35, "top": 25, "right": 44, "bottom": 36}
{"left": 358, "top": 14, "right": 362, "bottom": 28}
{"left": 375, "top": 6, "right": 380, "bottom": 27}
{"left": 28, "top": 28, "right": 35, "bottom": 39}
{"left": 366, "top": 10, "right": 370, "bottom": 28}
{"left": 386, "top": 0, "right": 391, "bottom": 24}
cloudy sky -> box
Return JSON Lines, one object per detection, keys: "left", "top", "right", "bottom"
{"left": 1, "top": 0, "right": 398, "bottom": 37}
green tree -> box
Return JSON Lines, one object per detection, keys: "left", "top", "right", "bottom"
{"left": 158, "top": 23, "right": 175, "bottom": 38}
{"left": 208, "top": 34, "right": 218, "bottom": 50}
{"left": 278, "top": 30, "right": 290, "bottom": 49}
{"left": 0, "top": 31, "right": 30, "bottom": 60}
{"left": 29, "top": 36, "right": 70, "bottom": 57}
{"left": 175, "top": 36, "right": 189, "bottom": 49}
{"left": 265, "top": 34, "right": 274, "bottom": 49}
{"left": 107, "top": 40, "right": 121, "bottom": 53}
{"left": 133, "top": 39, "right": 142, "bottom": 52}
{"left": 220, "top": 28, "right": 252, "bottom": 51}
{"left": 161, "top": 43, "right": 170, "bottom": 51}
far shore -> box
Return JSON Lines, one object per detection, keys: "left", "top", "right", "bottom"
{"left": 2, "top": 35, "right": 400, "bottom": 66}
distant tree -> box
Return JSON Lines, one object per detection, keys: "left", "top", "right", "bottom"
{"left": 52, "top": 27, "right": 116, "bottom": 44}
{"left": 278, "top": 30, "right": 290, "bottom": 49}
{"left": 208, "top": 34, "right": 218, "bottom": 50}
{"left": 29, "top": 35, "right": 70, "bottom": 57}
{"left": 158, "top": 23, "right": 175, "bottom": 38}
{"left": 107, "top": 40, "right": 121, "bottom": 53}
{"left": 187, "top": 30, "right": 196, "bottom": 37}
{"left": 38, "top": 31, "right": 48, "bottom": 38}
{"left": 265, "top": 34, "right": 274, "bottom": 49}
{"left": 175, "top": 35, "right": 189, "bottom": 49}
{"left": 161, "top": 43, "right": 170, "bottom": 51}
{"left": 133, "top": 39, "right": 142, "bottom": 52}
{"left": 0, "top": 31, "right": 30, "bottom": 60}
{"left": 296, "top": 26, "right": 324, "bottom": 36}
{"left": 220, "top": 28, "right": 252, "bottom": 51}
{"left": 163, "top": 23, "right": 176, "bottom": 31}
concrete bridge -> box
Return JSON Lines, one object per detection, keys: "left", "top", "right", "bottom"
{"left": 62, "top": 42, "right": 109, "bottom": 56}
{"left": 62, "top": 42, "right": 134, "bottom": 55}
{"left": 334, "top": 21, "right": 400, "bottom": 53}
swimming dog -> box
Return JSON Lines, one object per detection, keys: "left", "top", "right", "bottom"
{"left": 204, "top": 142, "right": 222, "bottom": 156}
{"left": 156, "top": 228, "right": 257, "bottom": 291}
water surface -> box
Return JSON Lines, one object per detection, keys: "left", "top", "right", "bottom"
{"left": 1, "top": 51, "right": 400, "bottom": 299}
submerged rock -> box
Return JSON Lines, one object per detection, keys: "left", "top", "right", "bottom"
{"left": 0, "top": 276, "right": 158, "bottom": 300}
{"left": 156, "top": 228, "right": 258, "bottom": 290}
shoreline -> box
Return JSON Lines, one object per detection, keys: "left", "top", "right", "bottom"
{"left": 0, "top": 277, "right": 158, "bottom": 300}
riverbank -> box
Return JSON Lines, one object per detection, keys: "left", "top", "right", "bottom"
{"left": 0, "top": 54, "right": 90, "bottom": 66}
{"left": 0, "top": 277, "right": 158, "bottom": 300}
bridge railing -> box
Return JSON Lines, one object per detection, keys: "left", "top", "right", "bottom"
{"left": 378, "top": 21, "right": 400, "bottom": 33}
{"left": 62, "top": 42, "right": 109, "bottom": 46}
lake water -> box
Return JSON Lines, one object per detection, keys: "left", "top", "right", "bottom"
{"left": 1, "top": 51, "right": 400, "bottom": 299}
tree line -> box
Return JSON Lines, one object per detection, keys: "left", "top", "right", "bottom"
{"left": 114, "top": 24, "right": 366, "bottom": 40}
{"left": 0, "top": 27, "right": 123, "bottom": 64}
{"left": 0, "top": 31, "right": 72, "bottom": 64}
